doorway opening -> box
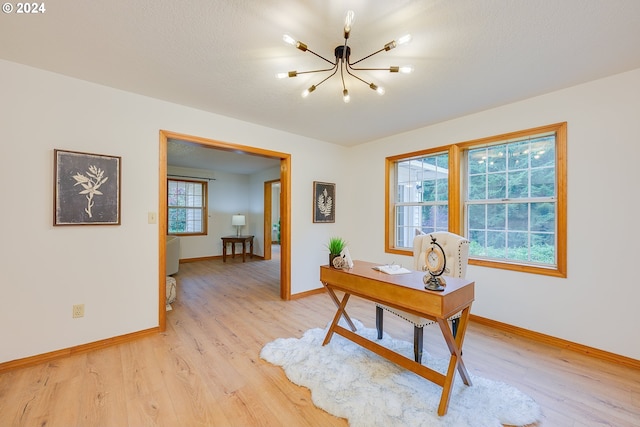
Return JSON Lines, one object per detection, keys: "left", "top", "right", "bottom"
{"left": 263, "top": 179, "right": 281, "bottom": 261}
{"left": 158, "top": 130, "right": 291, "bottom": 331}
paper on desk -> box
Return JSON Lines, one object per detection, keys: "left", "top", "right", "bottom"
{"left": 374, "top": 265, "right": 412, "bottom": 275}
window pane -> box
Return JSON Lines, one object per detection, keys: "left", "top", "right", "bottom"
{"left": 531, "top": 233, "right": 555, "bottom": 263}
{"left": 507, "top": 231, "right": 529, "bottom": 261}
{"left": 531, "top": 167, "right": 555, "bottom": 198}
{"left": 507, "top": 203, "right": 529, "bottom": 231}
{"left": 395, "top": 204, "right": 448, "bottom": 248}
{"left": 468, "top": 148, "right": 487, "bottom": 175}
{"left": 468, "top": 174, "right": 486, "bottom": 200}
{"left": 422, "top": 179, "right": 436, "bottom": 202}
{"left": 530, "top": 202, "right": 555, "bottom": 232}
{"left": 486, "top": 231, "right": 506, "bottom": 258}
{"left": 487, "top": 145, "right": 507, "bottom": 173}
{"left": 468, "top": 204, "right": 486, "bottom": 229}
{"left": 393, "top": 152, "right": 448, "bottom": 249}
{"left": 488, "top": 173, "right": 507, "bottom": 199}
{"left": 508, "top": 170, "right": 529, "bottom": 198}
{"left": 167, "top": 179, "right": 207, "bottom": 235}
{"left": 469, "top": 230, "right": 486, "bottom": 256}
{"left": 487, "top": 204, "right": 505, "bottom": 229}
{"left": 531, "top": 136, "right": 555, "bottom": 168}
{"left": 508, "top": 141, "right": 530, "bottom": 170}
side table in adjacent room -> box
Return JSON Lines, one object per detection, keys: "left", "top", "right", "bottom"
{"left": 221, "top": 235, "right": 254, "bottom": 262}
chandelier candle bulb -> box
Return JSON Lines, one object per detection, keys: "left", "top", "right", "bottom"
{"left": 397, "top": 34, "right": 412, "bottom": 45}
{"left": 369, "top": 83, "right": 385, "bottom": 95}
{"left": 276, "top": 71, "right": 298, "bottom": 79}
{"left": 344, "top": 10, "right": 355, "bottom": 38}
{"left": 302, "top": 85, "right": 316, "bottom": 98}
{"left": 282, "top": 34, "right": 296, "bottom": 45}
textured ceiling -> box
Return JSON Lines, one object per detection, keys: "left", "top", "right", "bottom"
{"left": 2, "top": 0, "right": 640, "bottom": 152}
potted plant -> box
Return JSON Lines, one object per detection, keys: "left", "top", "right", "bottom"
{"left": 326, "top": 236, "right": 347, "bottom": 267}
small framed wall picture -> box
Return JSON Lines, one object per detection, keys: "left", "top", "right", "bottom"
{"left": 313, "top": 181, "right": 335, "bottom": 223}
{"left": 54, "top": 149, "right": 121, "bottom": 226}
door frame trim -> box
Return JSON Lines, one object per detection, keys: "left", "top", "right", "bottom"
{"left": 158, "top": 130, "right": 292, "bottom": 331}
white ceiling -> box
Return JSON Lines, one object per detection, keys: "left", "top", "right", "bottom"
{"left": 3, "top": 0, "right": 640, "bottom": 171}
{"left": 166, "top": 138, "right": 282, "bottom": 175}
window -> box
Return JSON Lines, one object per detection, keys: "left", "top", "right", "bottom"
{"left": 167, "top": 178, "right": 207, "bottom": 235}
{"left": 393, "top": 152, "right": 449, "bottom": 248}
{"left": 386, "top": 123, "right": 566, "bottom": 277}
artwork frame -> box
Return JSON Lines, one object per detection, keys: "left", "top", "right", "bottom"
{"left": 313, "top": 181, "right": 335, "bottom": 223}
{"left": 54, "top": 149, "right": 121, "bottom": 226}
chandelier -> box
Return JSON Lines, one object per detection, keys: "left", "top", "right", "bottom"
{"left": 277, "top": 10, "right": 412, "bottom": 103}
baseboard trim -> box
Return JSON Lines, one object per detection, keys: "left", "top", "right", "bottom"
{"left": 470, "top": 314, "right": 640, "bottom": 370}
{"left": 0, "top": 327, "right": 159, "bottom": 374}
{"left": 179, "top": 255, "right": 265, "bottom": 264}
{"left": 180, "top": 256, "right": 218, "bottom": 263}
{"left": 291, "top": 287, "right": 326, "bottom": 300}
{"left": 4, "top": 309, "right": 637, "bottom": 373}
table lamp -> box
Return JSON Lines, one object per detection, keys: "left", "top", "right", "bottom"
{"left": 232, "top": 214, "right": 245, "bottom": 236}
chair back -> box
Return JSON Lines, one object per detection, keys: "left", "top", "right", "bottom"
{"left": 413, "top": 231, "right": 470, "bottom": 278}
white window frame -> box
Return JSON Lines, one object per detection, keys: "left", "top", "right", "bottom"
{"left": 167, "top": 178, "right": 208, "bottom": 236}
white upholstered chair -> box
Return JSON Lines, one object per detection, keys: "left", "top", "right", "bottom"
{"left": 375, "top": 231, "right": 470, "bottom": 363}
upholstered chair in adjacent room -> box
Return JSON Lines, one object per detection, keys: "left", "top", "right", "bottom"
{"left": 375, "top": 231, "right": 470, "bottom": 364}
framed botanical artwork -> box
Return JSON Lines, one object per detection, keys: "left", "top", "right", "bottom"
{"left": 54, "top": 149, "right": 121, "bottom": 226}
{"left": 313, "top": 181, "right": 335, "bottom": 223}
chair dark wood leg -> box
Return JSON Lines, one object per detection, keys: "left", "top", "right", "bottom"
{"left": 452, "top": 318, "right": 459, "bottom": 337}
{"left": 376, "top": 306, "right": 384, "bottom": 339}
{"left": 414, "top": 326, "right": 424, "bottom": 364}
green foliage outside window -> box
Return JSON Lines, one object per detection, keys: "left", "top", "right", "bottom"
{"left": 467, "top": 135, "right": 557, "bottom": 265}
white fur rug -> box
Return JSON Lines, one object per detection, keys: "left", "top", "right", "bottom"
{"left": 260, "top": 319, "right": 541, "bottom": 427}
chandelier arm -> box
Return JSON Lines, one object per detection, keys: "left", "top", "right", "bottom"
{"left": 348, "top": 66, "right": 394, "bottom": 71}
{"left": 305, "top": 48, "right": 337, "bottom": 66}
{"left": 295, "top": 65, "right": 338, "bottom": 75}
{"left": 348, "top": 47, "right": 386, "bottom": 66}
{"left": 348, "top": 61, "right": 404, "bottom": 73}
{"left": 345, "top": 67, "right": 372, "bottom": 86}
{"left": 312, "top": 65, "right": 340, "bottom": 88}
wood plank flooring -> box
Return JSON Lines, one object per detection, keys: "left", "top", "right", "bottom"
{"left": 1, "top": 248, "right": 639, "bottom": 426}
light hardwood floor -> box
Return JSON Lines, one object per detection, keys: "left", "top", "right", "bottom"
{"left": 1, "top": 248, "right": 639, "bottom": 426}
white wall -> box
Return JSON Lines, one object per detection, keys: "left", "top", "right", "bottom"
{"left": 248, "top": 166, "right": 282, "bottom": 256}
{"left": 0, "top": 59, "right": 347, "bottom": 363}
{"left": 168, "top": 165, "right": 256, "bottom": 259}
{"left": 344, "top": 68, "right": 640, "bottom": 360}
{"left": 2, "top": 57, "right": 638, "bottom": 363}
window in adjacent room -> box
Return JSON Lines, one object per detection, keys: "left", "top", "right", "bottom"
{"left": 167, "top": 178, "right": 208, "bottom": 235}
{"left": 386, "top": 122, "right": 567, "bottom": 277}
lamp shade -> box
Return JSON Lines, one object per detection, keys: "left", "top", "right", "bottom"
{"left": 231, "top": 215, "right": 246, "bottom": 226}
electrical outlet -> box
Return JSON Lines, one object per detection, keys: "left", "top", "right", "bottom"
{"left": 72, "top": 304, "right": 84, "bottom": 318}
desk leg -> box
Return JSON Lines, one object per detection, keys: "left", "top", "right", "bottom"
{"left": 323, "top": 292, "right": 351, "bottom": 346}
{"left": 436, "top": 305, "right": 472, "bottom": 416}
{"left": 223, "top": 242, "right": 227, "bottom": 262}
{"left": 321, "top": 282, "right": 357, "bottom": 332}
{"left": 249, "top": 238, "right": 253, "bottom": 259}
{"left": 241, "top": 241, "right": 246, "bottom": 262}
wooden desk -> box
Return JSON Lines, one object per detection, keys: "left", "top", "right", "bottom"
{"left": 320, "top": 260, "right": 474, "bottom": 416}
{"left": 221, "top": 235, "right": 254, "bottom": 262}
